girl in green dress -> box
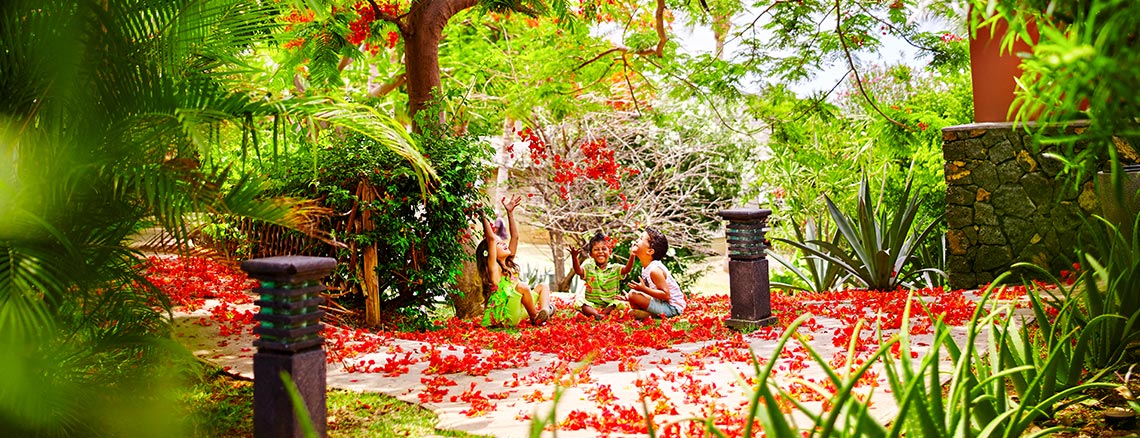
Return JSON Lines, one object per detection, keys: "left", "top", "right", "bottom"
{"left": 475, "top": 195, "right": 554, "bottom": 327}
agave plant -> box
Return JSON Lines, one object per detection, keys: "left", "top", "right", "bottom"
{"left": 883, "top": 279, "right": 1116, "bottom": 438}
{"left": 913, "top": 233, "right": 949, "bottom": 289}
{"left": 770, "top": 216, "right": 849, "bottom": 292}
{"left": 0, "top": 0, "right": 430, "bottom": 435}
{"left": 1018, "top": 214, "right": 1140, "bottom": 371}
{"left": 781, "top": 176, "right": 944, "bottom": 291}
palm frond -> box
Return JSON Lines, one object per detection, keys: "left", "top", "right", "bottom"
{"left": 296, "top": 99, "right": 436, "bottom": 195}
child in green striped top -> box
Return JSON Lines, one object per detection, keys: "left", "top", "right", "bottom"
{"left": 570, "top": 232, "right": 635, "bottom": 320}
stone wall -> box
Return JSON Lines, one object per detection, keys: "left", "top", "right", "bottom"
{"left": 941, "top": 122, "right": 1100, "bottom": 290}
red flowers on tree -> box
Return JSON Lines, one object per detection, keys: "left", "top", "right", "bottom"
{"left": 517, "top": 129, "right": 636, "bottom": 205}
{"left": 348, "top": 3, "right": 375, "bottom": 45}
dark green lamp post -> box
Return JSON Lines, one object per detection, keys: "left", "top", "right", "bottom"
{"left": 717, "top": 208, "right": 778, "bottom": 329}
{"left": 241, "top": 256, "right": 337, "bottom": 438}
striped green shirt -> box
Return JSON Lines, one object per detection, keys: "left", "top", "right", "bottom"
{"left": 582, "top": 260, "right": 622, "bottom": 307}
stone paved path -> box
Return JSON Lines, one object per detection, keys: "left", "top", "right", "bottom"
{"left": 173, "top": 289, "right": 1011, "bottom": 438}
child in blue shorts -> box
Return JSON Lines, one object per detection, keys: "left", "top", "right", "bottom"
{"left": 624, "top": 228, "right": 685, "bottom": 319}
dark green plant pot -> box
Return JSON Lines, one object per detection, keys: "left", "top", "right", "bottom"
{"left": 1096, "top": 164, "right": 1140, "bottom": 236}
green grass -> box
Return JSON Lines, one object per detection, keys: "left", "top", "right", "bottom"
{"left": 178, "top": 368, "right": 255, "bottom": 438}
{"left": 327, "top": 390, "right": 489, "bottom": 438}
{"left": 178, "top": 366, "right": 488, "bottom": 438}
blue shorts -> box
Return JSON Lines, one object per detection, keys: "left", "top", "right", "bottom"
{"left": 646, "top": 297, "right": 680, "bottom": 318}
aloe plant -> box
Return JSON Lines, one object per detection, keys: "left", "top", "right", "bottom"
{"left": 780, "top": 176, "right": 944, "bottom": 291}
{"left": 1072, "top": 215, "right": 1140, "bottom": 370}
{"left": 718, "top": 313, "right": 895, "bottom": 438}
{"left": 1011, "top": 214, "right": 1140, "bottom": 372}
{"left": 883, "top": 279, "right": 1117, "bottom": 438}
{"left": 770, "top": 216, "right": 849, "bottom": 292}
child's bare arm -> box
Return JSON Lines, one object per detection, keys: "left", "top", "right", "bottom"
{"left": 569, "top": 246, "right": 585, "bottom": 278}
{"left": 620, "top": 253, "right": 636, "bottom": 276}
{"left": 502, "top": 195, "right": 523, "bottom": 255}
{"left": 647, "top": 269, "right": 671, "bottom": 301}
{"left": 481, "top": 217, "right": 501, "bottom": 281}
{"left": 630, "top": 268, "right": 670, "bottom": 301}
{"left": 481, "top": 217, "right": 495, "bottom": 242}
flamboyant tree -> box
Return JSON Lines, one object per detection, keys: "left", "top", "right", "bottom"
{"left": 271, "top": 0, "right": 967, "bottom": 315}
{"left": 276, "top": 0, "right": 674, "bottom": 126}
{"left": 510, "top": 101, "right": 754, "bottom": 291}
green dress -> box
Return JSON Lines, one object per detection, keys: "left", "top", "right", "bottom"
{"left": 581, "top": 260, "right": 622, "bottom": 308}
{"left": 482, "top": 274, "right": 528, "bottom": 327}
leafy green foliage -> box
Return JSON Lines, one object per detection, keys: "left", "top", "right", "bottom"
{"left": 747, "top": 87, "right": 867, "bottom": 221}
{"left": 0, "top": 1, "right": 429, "bottom": 435}
{"left": 778, "top": 176, "right": 943, "bottom": 291}
{"left": 769, "top": 217, "right": 848, "bottom": 293}
{"left": 267, "top": 126, "right": 490, "bottom": 315}
{"left": 748, "top": 0, "right": 962, "bottom": 84}
{"left": 751, "top": 62, "right": 968, "bottom": 248}
{"left": 976, "top": 0, "right": 1140, "bottom": 189}
{"left": 178, "top": 368, "right": 254, "bottom": 437}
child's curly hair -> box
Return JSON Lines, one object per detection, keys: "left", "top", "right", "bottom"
{"left": 646, "top": 228, "right": 668, "bottom": 261}
{"left": 475, "top": 237, "right": 519, "bottom": 305}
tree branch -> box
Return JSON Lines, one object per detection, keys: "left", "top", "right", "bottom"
{"left": 576, "top": 48, "right": 625, "bottom": 70}
{"left": 575, "top": 0, "right": 668, "bottom": 70}
{"left": 619, "top": 54, "right": 643, "bottom": 116}
{"left": 641, "top": 56, "right": 760, "bottom": 136}
{"left": 835, "top": 0, "right": 909, "bottom": 130}
{"left": 652, "top": 0, "right": 667, "bottom": 57}
{"left": 367, "top": 0, "right": 407, "bottom": 32}
{"left": 853, "top": 2, "right": 942, "bottom": 54}
{"left": 369, "top": 73, "right": 408, "bottom": 97}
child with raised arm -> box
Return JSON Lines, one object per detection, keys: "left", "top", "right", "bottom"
{"left": 475, "top": 195, "right": 555, "bottom": 327}
{"left": 625, "top": 228, "right": 686, "bottom": 319}
{"left": 570, "top": 232, "right": 636, "bottom": 320}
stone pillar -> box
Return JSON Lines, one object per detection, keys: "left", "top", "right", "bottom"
{"left": 241, "top": 256, "right": 337, "bottom": 438}
{"left": 941, "top": 122, "right": 1109, "bottom": 289}
{"left": 717, "top": 208, "right": 778, "bottom": 329}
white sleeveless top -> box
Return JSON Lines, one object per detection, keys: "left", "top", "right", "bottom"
{"left": 641, "top": 260, "right": 686, "bottom": 313}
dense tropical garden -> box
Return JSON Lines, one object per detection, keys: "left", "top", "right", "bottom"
{"left": 2, "top": 0, "right": 1139, "bottom": 436}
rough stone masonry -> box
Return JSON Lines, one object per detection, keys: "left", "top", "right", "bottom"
{"left": 940, "top": 121, "right": 1130, "bottom": 290}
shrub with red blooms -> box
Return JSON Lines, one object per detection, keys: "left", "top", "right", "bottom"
{"left": 517, "top": 130, "right": 637, "bottom": 202}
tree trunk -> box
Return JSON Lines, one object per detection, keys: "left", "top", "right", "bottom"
{"left": 712, "top": 13, "right": 731, "bottom": 59}
{"left": 400, "top": 0, "right": 481, "bottom": 318}
{"left": 402, "top": 0, "right": 479, "bottom": 127}
{"left": 358, "top": 181, "right": 382, "bottom": 327}
{"left": 557, "top": 267, "right": 575, "bottom": 294}
{"left": 550, "top": 230, "right": 566, "bottom": 292}
{"left": 449, "top": 237, "right": 485, "bottom": 319}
